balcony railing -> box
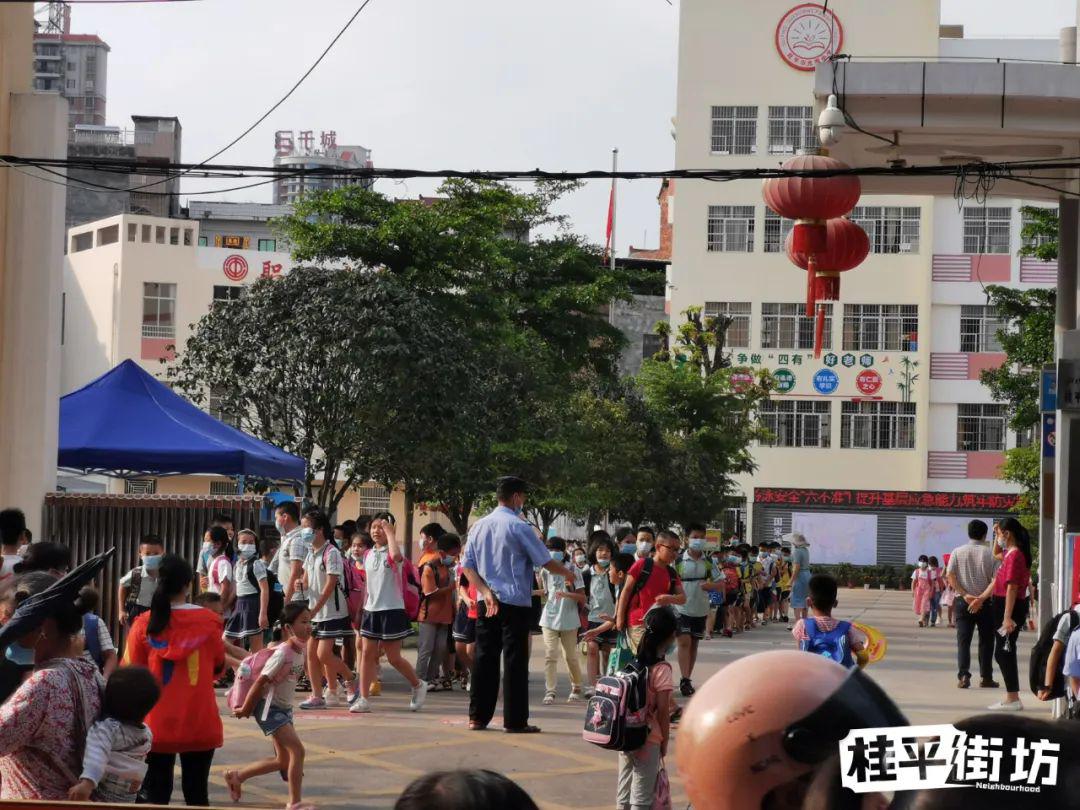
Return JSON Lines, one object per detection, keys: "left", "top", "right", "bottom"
{"left": 70, "top": 128, "right": 157, "bottom": 147}
{"left": 141, "top": 324, "right": 175, "bottom": 340}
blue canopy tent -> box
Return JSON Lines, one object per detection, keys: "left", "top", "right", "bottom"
{"left": 59, "top": 360, "right": 305, "bottom": 483}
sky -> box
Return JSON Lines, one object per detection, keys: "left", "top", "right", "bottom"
{"left": 66, "top": 0, "right": 1080, "bottom": 256}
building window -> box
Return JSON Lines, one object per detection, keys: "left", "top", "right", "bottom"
{"left": 208, "top": 387, "right": 238, "bottom": 427}
{"left": 841, "top": 402, "right": 916, "bottom": 449}
{"left": 357, "top": 483, "right": 391, "bottom": 514}
{"left": 141, "top": 224, "right": 151, "bottom": 242}
{"left": 767, "top": 106, "right": 817, "bottom": 155}
{"left": 257, "top": 238, "right": 277, "bottom": 252}
{"left": 169, "top": 227, "right": 180, "bottom": 246}
{"left": 842, "top": 304, "right": 918, "bottom": 352}
{"left": 198, "top": 235, "right": 209, "bottom": 246}
{"left": 71, "top": 232, "right": 93, "bottom": 253}
{"left": 761, "top": 303, "right": 833, "bottom": 350}
{"left": 85, "top": 96, "right": 95, "bottom": 111}
{"left": 710, "top": 106, "right": 757, "bottom": 155}
{"left": 127, "top": 223, "right": 137, "bottom": 242}
{"left": 66, "top": 79, "right": 75, "bottom": 89}
{"left": 763, "top": 209, "right": 795, "bottom": 253}
{"left": 183, "top": 229, "right": 193, "bottom": 247}
{"left": 66, "top": 61, "right": 76, "bottom": 71}
{"left": 1021, "top": 207, "right": 1057, "bottom": 251}
{"left": 213, "top": 285, "right": 243, "bottom": 302}
{"left": 963, "top": 207, "right": 1011, "bottom": 254}
{"left": 142, "top": 282, "right": 176, "bottom": 339}
{"left": 703, "top": 302, "right": 751, "bottom": 348}
{"left": 209, "top": 480, "right": 237, "bottom": 496}
{"left": 124, "top": 479, "right": 157, "bottom": 495}
{"left": 642, "top": 333, "right": 664, "bottom": 360}
{"left": 759, "top": 400, "right": 831, "bottom": 448}
{"left": 957, "top": 404, "right": 1006, "bottom": 452}
{"left": 849, "top": 206, "right": 920, "bottom": 254}
{"left": 155, "top": 226, "right": 165, "bottom": 245}
{"left": 959, "top": 305, "right": 1004, "bottom": 353}
{"left": 706, "top": 205, "right": 755, "bottom": 252}
{"left": 85, "top": 55, "right": 96, "bottom": 77}
{"left": 96, "top": 224, "right": 119, "bottom": 246}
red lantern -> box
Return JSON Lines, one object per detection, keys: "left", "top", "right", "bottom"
{"left": 762, "top": 154, "right": 861, "bottom": 253}
{"left": 785, "top": 217, "right": 869, "bottom": 357}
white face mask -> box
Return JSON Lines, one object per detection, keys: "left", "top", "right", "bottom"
{"left": 637, "top": 540, "right": 653, "bottom": 554}
{"left": 238, "top": 545, "right": 256, "bottom": 559}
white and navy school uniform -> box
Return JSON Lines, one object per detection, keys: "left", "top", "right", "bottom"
{"left": 359, "top": 546, "right": 412, "bottom": 641}
{"left": 225, "top": 555, "right": 267, "bottom": 640}
{"left": 303, "top": 542, "right": 354, "bottom": 639}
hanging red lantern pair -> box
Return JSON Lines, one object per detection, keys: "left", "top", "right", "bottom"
{"left": 762, "top": 153, "right": 867, "bottom": 357}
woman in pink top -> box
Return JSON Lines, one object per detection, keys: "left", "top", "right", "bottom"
{"left": 988, "top": 517, "right": 1032, "bottom": 712}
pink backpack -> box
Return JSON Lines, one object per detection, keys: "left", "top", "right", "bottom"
{"left": 343, "top": 557, "right": 366, "bottom": 620}
{"left": 226, "top": 640, "right": 302, "bottom": 720}
{"left": 361, "top": 548, "right": 421, "bottom": 620}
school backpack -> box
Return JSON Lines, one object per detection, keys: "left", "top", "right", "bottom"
{"left": 226, "top": 640, "right": 302, "bottom": 721}
{"left": 582, "top": 657, "right": 652, "bottom": 752}
{"left": 1028, "top": 608, "right": 1080, "bottom": 699}
{"left": 722, "top": 565, "right": 740, "bottom": 594}
{"left": 343, "top": 557, "right": 366, "bottom": 619}
{"left": 629, "top": 557, "right": 676, "bottom": 614}
{"left": 82, "top": 614, "right": 104, "bottom": 670}
{"left": 316, "top": 544, "right": 351, "bottom": 613}
{"left": 246, "top": 562, "right": 285, "bottom": 627}
{"left": 800, "top": 619, "right": 855, "bottom": 669}
{"left": 124, "top": 567, "right": 143, "bottom": 616}
{"left": 400, "top": 558, "right": 421, "bottom": 621}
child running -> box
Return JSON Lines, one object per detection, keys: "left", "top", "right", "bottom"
{"left": 615, "top": 605, "right": 675, "bottom": 809}
{"left": 226, "top": 603, "right": 311, "bottom": 810}
{"left": 68, "top": 666, "right": 160, "bottom": 803}
{"left": 354, "top": 514, "right": 427, "bottom": 713}
{"left": 791, "top": 573, "right": 867, "bottom": 669}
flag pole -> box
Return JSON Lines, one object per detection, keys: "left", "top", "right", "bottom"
{"left": 609, "top": 148, "right": 618, "bottom": 273}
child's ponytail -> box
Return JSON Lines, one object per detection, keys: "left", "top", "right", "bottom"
{"left": 147, "top": 554, "right": 193, "bottom": 636}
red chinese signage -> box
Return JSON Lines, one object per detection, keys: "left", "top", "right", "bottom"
{"left": 260, "top": 260, "right": 284, "bottom": 279}
{"left": 856, "top": 369, "right": 882, "bottom": 395}
{"left": 755, "top": 488, "right": 1020, "bottom": 513}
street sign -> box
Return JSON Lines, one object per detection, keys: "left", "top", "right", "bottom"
{"left": 1042, "top": 413, "right": 1056, "bottom": 459}
{"left": 1040, "top": 366, "right": 1057, "bottom": 413}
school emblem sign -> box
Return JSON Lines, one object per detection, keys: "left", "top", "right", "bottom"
{"left": 775, "top": 4, "right": 844, "bottom": 71}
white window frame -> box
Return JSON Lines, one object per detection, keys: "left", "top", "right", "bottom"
{"left": 849, "top": 206, "right": 920, "bottom": 254}
{"left": 706, "top": 205, "right": 755, "bottom": 253}
{"left": 710, "top": 106, "right": 757, "bottom": 155}
{"left": 959, "top": 305, "right": 1004, "bottom": 353}
{"left": 759, "top": 400, "right": 832, "bottom": 448}
{"left": 1021, "top": 207, "right": 1057, "bottom": 251}
{"left": 957, "top": 404, "right": 1006, "bottom": 452}
{"left": 761, "top": 303, "right": 833, "bottom": 350}
{"left": 209, "top": 480, "right": 238, "bottom": 496}
{"left": 763, "top": 209, "right": 795, "bottom": 253}
{"left": 703, "top": 302, "right": 751, "bottom": 348}
{"left": 141, "top": 282, "right": 176, "bottom": 339}
{"left": 124, "top": 479, "right": 157, "bottom": 495}
{"left": 963, "top": 207, "right": 1011, "bottom": 254}
{"left": 767, "top": 106, "right": 817, "bottom": 155}
{"left": 842, "top": 304, "right": 918, "bottom": 352}
{"left": 840, "top": 402, "right": 916, "bottom": 450}
{"left": 358, "top": 483, "right": 391, "bottom": 514}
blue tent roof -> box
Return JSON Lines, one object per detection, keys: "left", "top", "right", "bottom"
{"left": 59, "top": 360, "right": 306, "bottom": 482}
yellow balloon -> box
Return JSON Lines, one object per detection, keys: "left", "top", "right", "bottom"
{"left": 853, "top": 622, "right": 887, "bottom": 665}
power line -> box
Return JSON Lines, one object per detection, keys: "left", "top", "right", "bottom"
{"left": 128, "top": 0, "right": 377, "bottom": 193}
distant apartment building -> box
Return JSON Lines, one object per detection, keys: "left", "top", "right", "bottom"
{"left": 273, "top": 129, "right": 373, "bottom": 205}
{"left": 66, "top": 116, "right": 182, "bottom": 228}
{"left": 183, "top": 200, "right": 293, "bottom": 252}
{"left": 33, "top": 24, "right": 109, "bottom": 127}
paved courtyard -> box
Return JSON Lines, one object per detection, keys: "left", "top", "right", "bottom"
{"left": 206, "top": 590, "right": 1049, "bottom": 809}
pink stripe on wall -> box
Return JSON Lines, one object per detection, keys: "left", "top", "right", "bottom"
{"left": 967, "top": 353, "right": 1006, "bottom": 379}
{"left": 970, "top": 254, "right": 1011, "bottom": 282}
{"left": 140, "top": 338, "right": 175, "bottom": 362}
{"left": 966, "top": 451, "right": 1005, "bottom": 480}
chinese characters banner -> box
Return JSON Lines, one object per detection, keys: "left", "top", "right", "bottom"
{"left": 755, "top": 488, "right": 1019, "bottom": 514}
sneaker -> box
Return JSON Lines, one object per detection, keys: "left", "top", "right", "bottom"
{"left": 680, "top": 678, "right": 695, "bottom": 697}
{"left": 295, "top": 675, "right": 312, "bottom": 693}
{"left": 410, "top": 680, "right": 429, "bottom": 712}
{"left": 349, "top": 697, "right": 371, "bottom": 714}
{"left": 723, "top": 629, "right": 734, "bottom": 638}
{"left": 324, "top": 691, "right": 341, "bottom": 709}
{"left": 299, "top": 697, "right": 327, "bottom": 711}
{"left": 567, "top": 689, "right": 584, "bottom": 703}
{"left": 987, "top": 700, "right": 1023, "bottom": 712}
{"left": 346, "top": 689, "right": 361, "bottom": 706}
{"left": 542, "top": 692, "right": 555, "bottom": 706}
{"left": 370, "top": 680, "right": 382, "bottom": 697}
{"left": 583, "top": 686, "right": 595, "bottom": 698}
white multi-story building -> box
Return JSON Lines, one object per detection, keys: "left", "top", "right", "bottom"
{"left": 671, "top": 1, "right": 1057, "bottom": 559}
{"left": 272, "top": 130, "right": 373, "bottom": 205}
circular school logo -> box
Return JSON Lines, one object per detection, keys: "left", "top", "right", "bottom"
{"left": 775, "top": 4, "right": 844, "bottom": 71}
{"left": 731, "top": 370, "right": 755, "bottom": 392}
{"left": 223, "top": 254, "right": 249, "bottom": 281}
{"left": 856, "top": 369, "right": 883, "bottom": 395}
{"left": 772, "top": 369, "right": 796, "bottom": 393}
{"left": 813, "top": 368, "right": 839, "bottom": 395}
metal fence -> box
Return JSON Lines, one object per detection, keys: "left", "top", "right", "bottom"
{"left": 41, "top": 493, "right": 265, "bottom": 644}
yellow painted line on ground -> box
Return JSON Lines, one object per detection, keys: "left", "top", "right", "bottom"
{"left": 440, "top": 728, "right": 613, "bottom": 769}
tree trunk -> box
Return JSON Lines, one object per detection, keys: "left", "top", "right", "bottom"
{"left": 403, "top": 488, "right": 416, "bottom": 561}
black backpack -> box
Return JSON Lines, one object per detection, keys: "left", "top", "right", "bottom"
{"left": 124, "top": 567, "right": 143, "bottom": 615}
{"left": 1029, "top": 608, "right": 1079, "bottom": 699}
{"left": 247, "top": 561, "right": 285, "bottom": 627}
{"left": 629, "top": 556, "right": 677, "bottom": 610}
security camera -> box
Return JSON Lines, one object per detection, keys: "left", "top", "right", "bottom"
{"left": 818, "top": 94, "right": 845, "bottom": 146}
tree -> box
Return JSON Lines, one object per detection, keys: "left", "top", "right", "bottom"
{"left": 171, "top": 267, "right": 467, "bottom": 514}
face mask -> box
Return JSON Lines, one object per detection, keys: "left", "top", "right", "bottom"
{"left": 689, "top": 540, "right": 705, "bottom": 552}
{"left": 442, "top": 556, "right": 456, "bottom": 566}
{"left": 299, "top": 527, "right": 315, "bottom": 542}
{"left": 574, "top": 555, "right": 587, "bottom": 566}
{"left": 142, "top": 554, "right": 162, "bottom": 570}
{"left": 620, "top": 543, "right": 636, "bottom": 555}
{"left": 274, "top": 518, "right": 285, "bottom": 533}
{"left": 728, "top": 555, "right": 740, "bottom": 564}
{"left": 350, "top": 550, "right": 364, "bottom": 561}
{"left": 637, "top": 541, "right": 653, "bottom": 554}
{"left": 5, "top": 642, "right": 35, "bottom": 667}
{"left": 597, "top": 558, "right": 611, "bottom": 568}
{"left": 919, "top": 561, "right": 928, "bottom": 568}
{"left": 550, "top": 550, "right": 565, "bottom": 563}
{"left": 238, "top": 545, "right": 256, "bottom": 560}
{"left": 201, "top": 540, "right": 212, "bottom": 554}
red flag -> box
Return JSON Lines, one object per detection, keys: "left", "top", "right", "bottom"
{"left": 604, "top": 182, "right": 615, "bottom": 258}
